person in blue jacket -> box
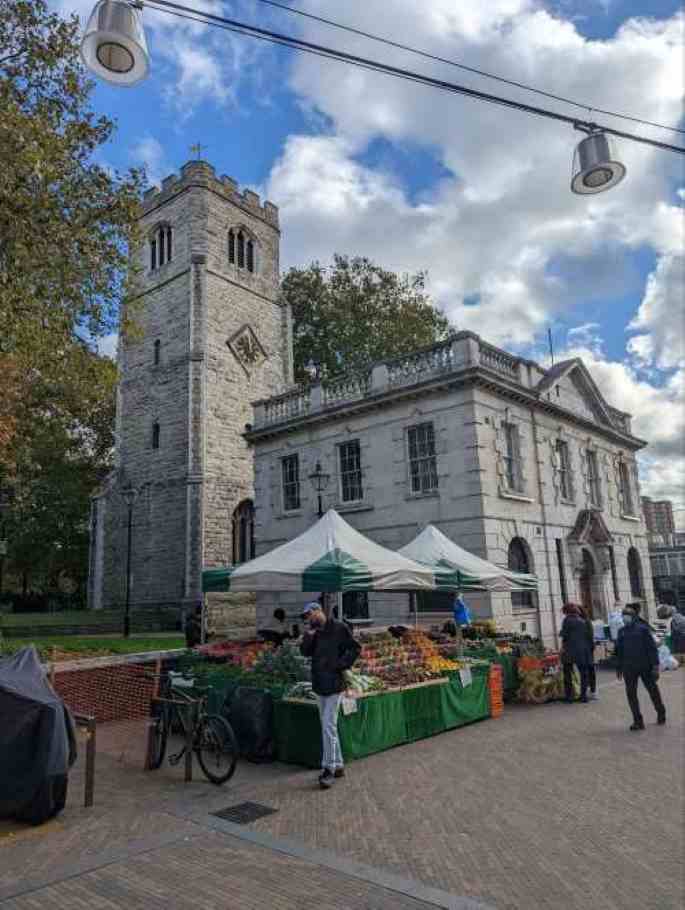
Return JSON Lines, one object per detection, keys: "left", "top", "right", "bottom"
{"left": 615, "top": 604, "right": 666, "bottom": 731}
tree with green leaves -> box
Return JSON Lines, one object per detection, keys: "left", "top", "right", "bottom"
{"left": 281, "top": 254, "right": 452, "bottom": 382}
{"left": 0, "top": 0, "right": 142, "bottom": 597}
{"left": 0, "top": 0, "right": 143, "bottom": 455}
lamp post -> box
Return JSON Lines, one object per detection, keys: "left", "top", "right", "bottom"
{"left": 308, "top": 461, "right": 330, "bottom": 519}
{"left": 121, "top": 485, "right": 138, "bottom": 638}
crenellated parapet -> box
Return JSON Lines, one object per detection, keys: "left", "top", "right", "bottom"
{"left": 141, "top": 160, "right": 279, "bottom": 228}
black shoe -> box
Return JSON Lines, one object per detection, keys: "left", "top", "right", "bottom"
{"left": 579, "top": 696, "right": 589, "bottom": 703}
{"left": 333, "top": 768, "right": 345, "bottom": 779}
{"left": 630, "top": 721, "right": 645, "bottom": 731}
{"left": 657, "top": 712, "right": 666, "bottom": 725}
{"left": 318, "top": 769, "right": 334, "bottom": 789}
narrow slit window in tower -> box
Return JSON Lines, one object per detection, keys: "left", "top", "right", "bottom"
{"left": 237, "top": 231, "right": 245, "bottom": 268}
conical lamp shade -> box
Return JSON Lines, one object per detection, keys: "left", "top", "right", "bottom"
{"left": 80, "top": 0, "right": 149, "bottom": 86}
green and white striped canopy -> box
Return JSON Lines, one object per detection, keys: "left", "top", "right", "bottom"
{"left": 202, "top": 509, "right": 435, "bottom": 594}
{"left": 398, "top": 524, "right": 538, "bottom": 592}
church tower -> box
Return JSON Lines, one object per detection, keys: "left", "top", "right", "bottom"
{"left": 89, "top": 160, "right": 291, "bottom": 613}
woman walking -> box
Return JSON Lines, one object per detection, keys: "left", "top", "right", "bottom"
{"left": 560, "top": 603, "right": 592, "bottom": 703}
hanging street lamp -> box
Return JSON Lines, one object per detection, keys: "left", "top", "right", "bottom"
{"left": 571, "top": 129, "right": 626, "bottom": 195}
{"left": 80, "top": 0, "right": 150, "bottom": 87}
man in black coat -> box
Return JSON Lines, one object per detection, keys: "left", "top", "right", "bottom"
{"left": 616, "top": 604, "right": 666, "bottom": 731}
{"left": 560, "top": 604, "right": 592, "bottom": 703}
{"left": 300, "top": 605, "right": 361, "bottom": 789}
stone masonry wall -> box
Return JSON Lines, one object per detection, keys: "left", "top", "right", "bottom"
{"left": 94, "top": 161, "right": 286, "bottom": 613}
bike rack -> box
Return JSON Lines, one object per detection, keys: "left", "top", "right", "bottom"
{"left": 147, "top": 696, "right": 198, "bottom": 782}
{"left": 73, "top": 713, "right": 96, "bottom": 807}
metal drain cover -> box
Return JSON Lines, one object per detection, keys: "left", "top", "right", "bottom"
{"left": 212, "top": 802, "right": 278, "bottom": 824}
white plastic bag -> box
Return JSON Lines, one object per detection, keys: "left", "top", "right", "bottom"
{"left": 658, "top": 644, "right": 679, "bottom": 671}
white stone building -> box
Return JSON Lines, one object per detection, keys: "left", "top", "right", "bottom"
{"left": 247, "top": 333, "right": 655, "bottom": 644}
{"left": 88, "top": 161, "right": 290, "bottom": 612}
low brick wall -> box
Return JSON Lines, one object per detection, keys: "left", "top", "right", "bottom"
{"left": 50, "top": 650, "right": 183, "bottom": 724}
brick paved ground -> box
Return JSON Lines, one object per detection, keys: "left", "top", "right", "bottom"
{"left": 0, "top": 670, "right": 682, "bottom": 909}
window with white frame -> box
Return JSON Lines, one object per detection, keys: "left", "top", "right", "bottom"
{"left": 503, "top": 422, "right": 523, "bottom": 493}
{"left": 407, "top": 423, "right": 438, "bottom": 494}
{"left": 556, "top": 439, "right": 573, "bottom": 500}
{"left": 618, "top": 461, "right": 634, "bottom": 515}
{"left": 586, "top": 449, "right": 601, "bottom": 506}
{"left": 339, "top": 440, "right": 363, "bottom": 503}
{"left": 281, "top": 455, "right": 300, "bottom": 512}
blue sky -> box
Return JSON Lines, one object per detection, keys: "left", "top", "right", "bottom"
{"left": 57, "top": 1, "right": 684, "bottom": 508}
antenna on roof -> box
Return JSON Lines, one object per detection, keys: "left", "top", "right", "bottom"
{"left": 548, "top": 327, "right": 555, "bottom": 366}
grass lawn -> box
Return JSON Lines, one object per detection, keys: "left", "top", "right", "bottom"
{"left": 0, "top": 610, "right": 125, "bottom": 628}
{"left": 0, "top": 635, "right": 186, "bottom": 661}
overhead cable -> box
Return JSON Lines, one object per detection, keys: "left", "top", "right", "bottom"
{"left": 252, "top": 0, "right": 685, "bottom": 136}
{"left": 144, "top": 0, "right": 685, "bottom": 155}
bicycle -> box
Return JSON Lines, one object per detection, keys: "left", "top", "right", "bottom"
{"left": 147, "top": 672, "right": 238, "bottom": 785}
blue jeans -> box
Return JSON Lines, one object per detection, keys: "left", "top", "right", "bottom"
{"left": 317, "top": 693, "right": 343, "bottom": 771}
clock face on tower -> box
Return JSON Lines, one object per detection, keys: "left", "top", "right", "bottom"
{"left": 227, "top": 324, "right": 267, "bottom": 374}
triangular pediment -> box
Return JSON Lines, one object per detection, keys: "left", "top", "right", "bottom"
{"left": 568, "top": 509, "right": 614, "bottom": 545}
{"left": 537, "top": 358, "right": 614, "bottom": 427}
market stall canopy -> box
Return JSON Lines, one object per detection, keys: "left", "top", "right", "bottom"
{"left": 398, "top": 524, "right": 538, "bottom": 592}
{"left": 202, "top": 509, "right": 435, "bottom": 593}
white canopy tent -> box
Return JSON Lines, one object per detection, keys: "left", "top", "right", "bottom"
{"left": 397, "top": 524, "right": 538, "bottom": 592}
{"left": 202, "top": 509, "right": 435, "bottom": 594}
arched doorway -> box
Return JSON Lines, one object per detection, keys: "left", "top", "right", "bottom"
{"left": 232, "top": 499, "right": 255, "bottom": 565}
{"left": 580, "top": 549, "right": 595, "bottom": 618}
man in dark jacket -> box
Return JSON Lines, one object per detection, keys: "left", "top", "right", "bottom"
{"left": 300, "top": 606, "right": 361, "bottom": 789}
{"left": 560, "top": 604, "right": 592, "bottom": 703}
{"left": 616, "top": 604, "right": 666, "bottom": 731}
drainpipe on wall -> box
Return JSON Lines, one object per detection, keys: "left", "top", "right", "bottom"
{"left": 531, "top": 408, "right": 559, "bottom": 648}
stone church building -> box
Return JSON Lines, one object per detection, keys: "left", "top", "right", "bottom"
{"left": 89, "top": 159, "right": 655, "bottom": 643}
{"left": 88, "top": 160, "right": 291, "bottom": 613}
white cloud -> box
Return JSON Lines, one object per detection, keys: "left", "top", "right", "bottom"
{"left": 129, "top": 135, "right": 172, "bottom": 187}
{"left": 97, "top": 332, "right": 119, "bottom": 360}
{"left": 627, "top": 252, "right": 685, "bottom": 371}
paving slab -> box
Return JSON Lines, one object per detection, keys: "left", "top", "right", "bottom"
{"left": 0, "top": 670, "right": 682, "bottom": 910}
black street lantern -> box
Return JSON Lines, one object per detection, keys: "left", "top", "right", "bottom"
{"left": 121, "top": 485, "right": 138, "bottom": 638}
{"left": 308, "top": 461, "right": 330, "bottom": 518}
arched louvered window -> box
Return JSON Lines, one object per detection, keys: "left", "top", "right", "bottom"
{"left": 150, "top": 225, "right": 172, "bottom": 271}
{"left": 628, "top": 547, "right": 643, "bottom": 598}
{"left": 237, "top": 231, "right": 245, "bottom": 269}
{"left": 509, "top": 537, "right": 534, "bottom": 610}
{"left": 228, "top": 229, "right": 235, "bottom": 264}
{"left": 152, "top": 421, "right": 160, "bottom": 450}
{"left": 232, "top": 499, "right": 255, "bottom": 565}
{"left": 246, "top": 239, "right": 254, "bottom": 273}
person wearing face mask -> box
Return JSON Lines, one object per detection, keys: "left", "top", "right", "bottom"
{"left": 300, "top": 603, "right": 361, "bottom": 789}
{"left": 615, "top": 605, "right": 666, "bottom": 731}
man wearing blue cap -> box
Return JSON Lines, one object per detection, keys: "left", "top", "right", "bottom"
{"left": 300, "top": 598, "right": 361, "bottom": 789}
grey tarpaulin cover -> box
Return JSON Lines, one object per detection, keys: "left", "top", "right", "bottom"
{"left": 0, "top": 646, "right": 77, "bottom": 824}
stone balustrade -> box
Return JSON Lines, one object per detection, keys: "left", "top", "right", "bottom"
{"left": 478, "top": 342, "right": 520, "bottom": 380}
{"left": 252, "top": 332, "right": 527, "bottom": 429}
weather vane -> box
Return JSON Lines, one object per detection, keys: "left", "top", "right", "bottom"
{"left": 190, "top": 142, "right": 207, "bottom": 160}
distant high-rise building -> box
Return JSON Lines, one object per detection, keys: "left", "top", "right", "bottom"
{"left": 642, "top": 497, "right": 675, "bottom": 543}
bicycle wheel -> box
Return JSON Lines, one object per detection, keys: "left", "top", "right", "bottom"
{"left": 195, "top": 714, "right": 238, "bottom": 785}
{"left": 148, "top": 712, "right": 168, "bottom": 770}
